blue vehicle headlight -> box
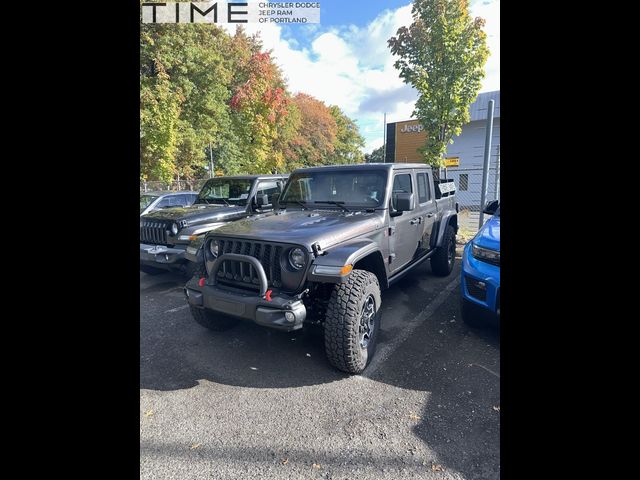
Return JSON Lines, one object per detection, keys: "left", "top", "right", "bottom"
{"left": 471, "top": 243, "right": 500, "bottom": 266}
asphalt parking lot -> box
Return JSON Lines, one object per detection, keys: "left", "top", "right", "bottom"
{"left": 140, "top": 247, "right": 500, "bottom": 480}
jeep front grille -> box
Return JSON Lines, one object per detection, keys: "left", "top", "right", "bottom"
{"left": 140, "top": 219, "right": 171, "bottom": 246}
{"left": 217, "top": 239, "right": 284, "bottom": 291}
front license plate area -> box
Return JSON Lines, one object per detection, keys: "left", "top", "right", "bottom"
{"left": 211, "top": 298, "right": 246, "bottom": 316}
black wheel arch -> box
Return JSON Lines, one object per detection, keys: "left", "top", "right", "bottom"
{"left": 307, "top": 239, "right": 389, "bottom": 290}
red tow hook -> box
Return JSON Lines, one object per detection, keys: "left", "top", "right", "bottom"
{"left": 198, "top": 277, "right": 206, "bottom": 288}
{"left": 264, "top": 289, "right": 273, "bottom": 302}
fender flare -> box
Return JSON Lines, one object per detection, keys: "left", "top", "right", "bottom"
{"left": 433, "top": 213, "right": 458, "bottom": 248}
{"left": 308, "top": 239, "right": 387, "bottom": 288}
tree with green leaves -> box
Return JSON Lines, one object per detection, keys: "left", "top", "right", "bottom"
{"left": 140, "top": 58, "right": 181, "bottom": 183}
{"left": 140, "top": 24, "right": 232, "bottom": 182}
{"left": 140, "top": 23, "right": 367, "bottom": 180}
{"left": 364, "top": 145, "right": 385, "bottom": 163}
{"left": 328, "top": 105, "right": 365, "bottom": 165}
{"left": 388, "top": 0, "right": 489, "bottom": 170}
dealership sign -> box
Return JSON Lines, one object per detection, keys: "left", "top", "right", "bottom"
{"left": 444, "top": 157, "right": 460, "bottom": 167}
{"left": 399, "top": 124, "right": 424, "bottom": 134}
{"left": 141, "top": 2, "right": 321, "bottom": 24}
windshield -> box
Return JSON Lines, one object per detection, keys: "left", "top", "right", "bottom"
{"left": 280, "top": 170, "right": 388, "bottom": 209}
{"left": 140, "top": 195, "right": 159, "bottom": 211}
{"left": 196, "top": 178, "right": 254, "bottom": 206}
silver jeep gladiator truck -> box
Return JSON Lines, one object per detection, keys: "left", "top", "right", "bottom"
{"left": 184, "top": 163, "right": 457, "bottom": 373}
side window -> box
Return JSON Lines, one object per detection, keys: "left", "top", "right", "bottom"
{"left": 391, "top": 174, "right": 412, "bottom": 210}
{"left": 417, "top": 172, "right": 431, "bottom": 203}
{"left": 176, "top": 194, "right": 193, "bottom": 207}
{"left": 156, "top": 196, "right": 172, "bottom": 208}
{"left": 459, "top": 174, "right": 469, "bottom": 191}
{"left": 256, "top": 181, "right": 281, "bottom": 198}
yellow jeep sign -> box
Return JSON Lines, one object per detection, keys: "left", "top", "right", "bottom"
{"left": 444, "top": 157, "right": 460, "bottom": 167}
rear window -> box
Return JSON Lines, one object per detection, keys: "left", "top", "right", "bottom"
{"left": 417, "top": 172, "right": 431, "bottom": 203}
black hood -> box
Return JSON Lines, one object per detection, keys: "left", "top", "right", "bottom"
{"left": 211, "top": 209, "right": 385, "bottom": 250}
{"left": 143, "top": 204, "right": 247, "bottom": 227}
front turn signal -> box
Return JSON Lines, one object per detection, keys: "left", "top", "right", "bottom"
{"left": 340, "top": 264, "right": 353, "bottom": 275}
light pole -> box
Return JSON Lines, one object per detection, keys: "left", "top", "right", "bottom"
{"left": 208, "top": 142, "right": 214, "bottom": 178}
{"left": 382, "top": 112, "right": 387, "bottom": 163}
{"left": 478, "top": 99, "right": 495, "bottom": 228}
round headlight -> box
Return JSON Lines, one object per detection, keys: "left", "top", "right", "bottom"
{"left": 288, "top": 247, "right": 306, "bottom": 270}
{"left": 170, "top": 223, "right": 179, "bottom": 235}
{"left": 209, "top": 240, "right": 219, "bottom": 257}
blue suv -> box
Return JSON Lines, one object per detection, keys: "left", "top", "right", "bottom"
{"left": 461, "top": 200, "right": 500, "bottom": 326}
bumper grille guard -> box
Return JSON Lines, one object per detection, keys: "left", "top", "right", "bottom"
{"left": 209, "top": 254, "right": 269, "bottom": 297}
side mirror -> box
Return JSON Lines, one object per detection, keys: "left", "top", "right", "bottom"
{"left": 271, "top": 192, "right": 281, "bottom": 209}
{"left": 394, "top": 192, "right": 414, "bottom": 213}
{"left": 256, "top": 194, "right": 271, "bottom": 207}
{"left": 483, "top": 200, "right": 499, "bottom": 215}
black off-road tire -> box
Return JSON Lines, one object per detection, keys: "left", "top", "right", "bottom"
{"left": 431, "top": 224, "right": 456, "bottom": 276}
{"left": 324, "top": 270, "right": 382, "bottom": 374}
{"left": 140, "top": 263, "right": 166, "bottom": 276}
{"left": 190, "top": 306, "right": 239, "bottom": 332}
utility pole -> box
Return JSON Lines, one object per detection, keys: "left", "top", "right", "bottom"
{"left": 208, "top": 142, "right": 214, "bottom": 178}
{"left": 382, "top": 112, "right": 387, "bottom": 163}
{"left": 479, "top": 99, "right": 495, "bottom": 228}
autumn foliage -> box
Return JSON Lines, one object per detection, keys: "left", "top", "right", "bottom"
{"left": 140, "top": 25, "right": 364, "bottom": 182}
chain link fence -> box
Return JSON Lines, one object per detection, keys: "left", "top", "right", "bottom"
{"left": 140, "top": 178, "right": 210, "bottom": 193}
{"left": 445, "top": 163, "right": 500, "bottom": 241}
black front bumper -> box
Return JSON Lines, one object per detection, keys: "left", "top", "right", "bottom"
{"left": 184, "top": 253, "right": 307, "bottom": 332}
{"left": 185, "top": 278, "right": 306, "bottom": 331}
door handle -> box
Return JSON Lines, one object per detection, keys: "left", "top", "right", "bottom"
{"left": 426, "top": 213, "right": 434, "bottom": 218}
{"left": 410, "top": 218, "right": 420, "bottom": 225}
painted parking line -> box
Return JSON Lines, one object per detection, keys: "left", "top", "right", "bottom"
{"left": 165, "top": 304, "right": 190, "bottom": 314}
{"left": 469, "top": 363, "right": 500, "bottom": 378}
{"left": 158, "top": 286, "right": 184, "bottom": 295}
{"left": 364, "top": 276, "right": 461, "bottom": 376}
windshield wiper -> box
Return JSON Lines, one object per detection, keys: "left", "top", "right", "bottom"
{"left": 281, "top": 200, "right": 307, "bottom": 209}
{"left": 314, "top": 201, "right": 350, "bottom": 213}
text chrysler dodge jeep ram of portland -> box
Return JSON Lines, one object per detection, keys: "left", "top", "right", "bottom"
{"left": 184, "top": 164, "right": 458, "bottom": 374}
{"left": 140, "top": 175, "right": 287, "bottom": 276}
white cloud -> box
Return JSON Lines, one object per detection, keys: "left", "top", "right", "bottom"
{"left": 226, "top": 0, "right": 499, "bottom": 153}
{"left": 472, "top": 0, "right": 500, "bottom": 92}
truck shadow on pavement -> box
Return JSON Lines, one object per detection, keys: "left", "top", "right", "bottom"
{"left": 140, "top": 262, "right": 489, "bottom": 392}
{"left": 140, "top": 261, "right": 500, "bottom": 479}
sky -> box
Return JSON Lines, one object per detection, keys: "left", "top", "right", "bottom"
{"left": 224, "top": 0, "right": 500, "bottom": 153}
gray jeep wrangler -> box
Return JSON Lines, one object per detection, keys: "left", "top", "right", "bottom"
{"left": 184, "top": 163, "right": 458, "bottom": 374}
